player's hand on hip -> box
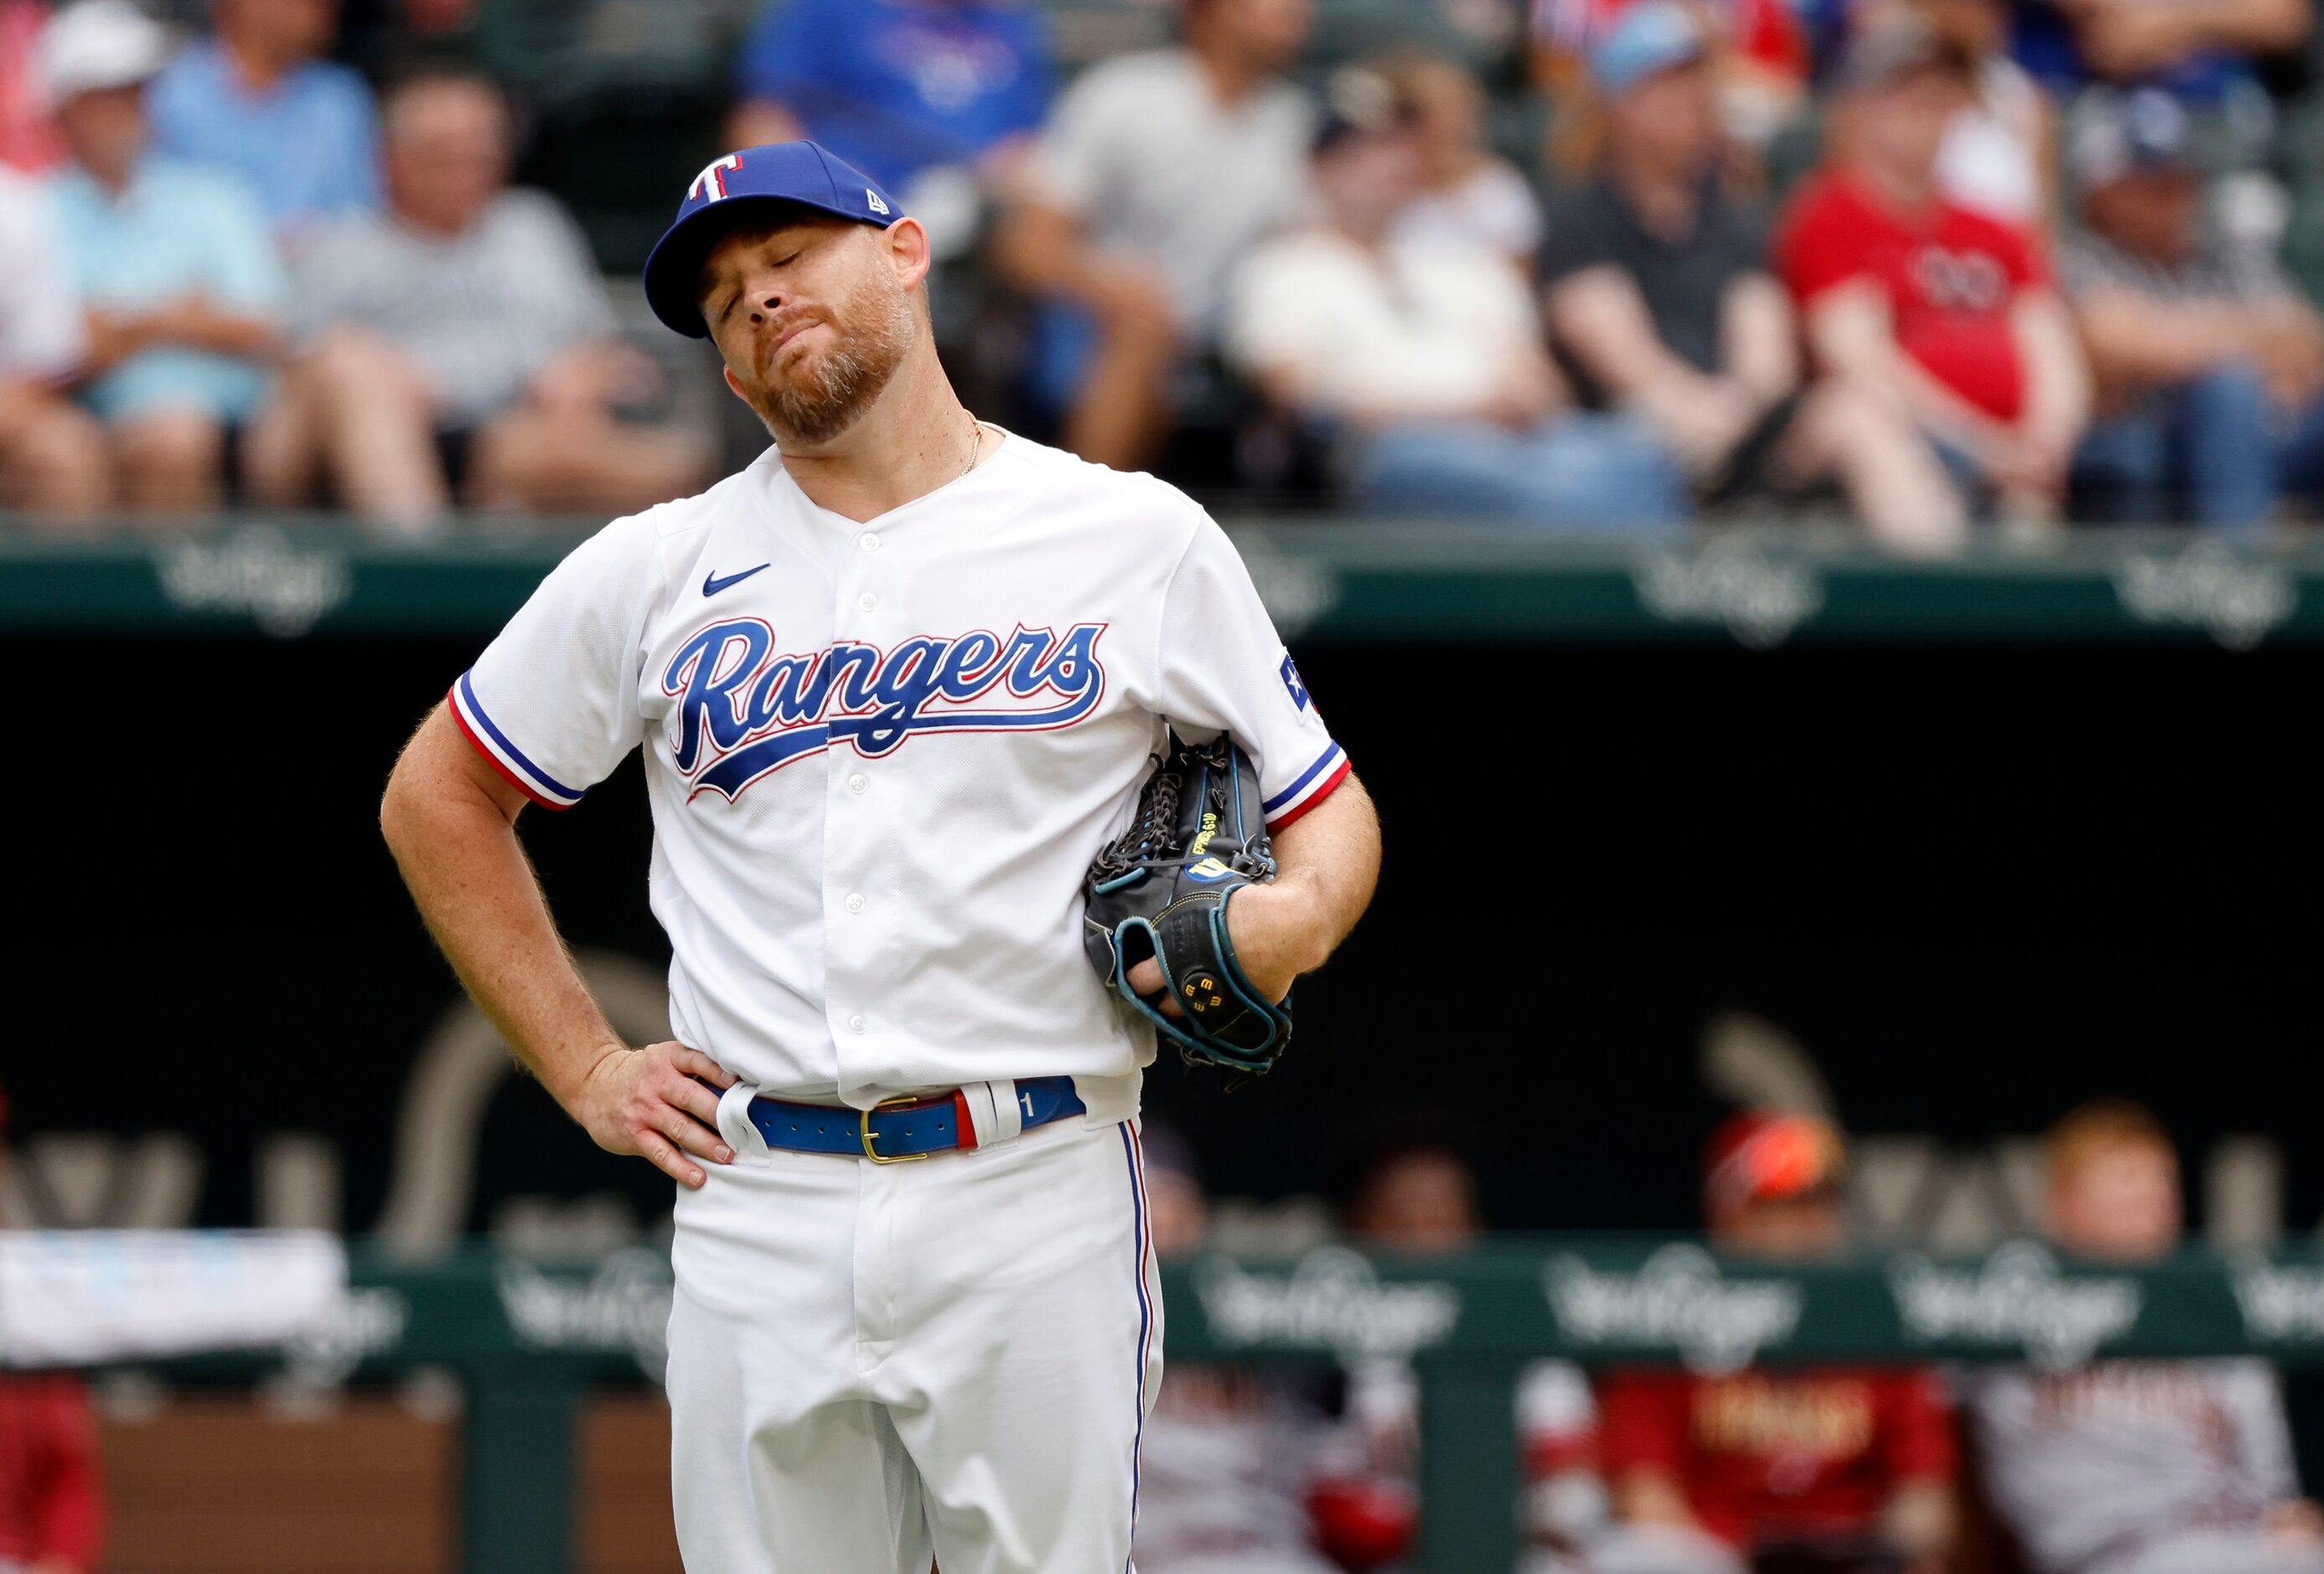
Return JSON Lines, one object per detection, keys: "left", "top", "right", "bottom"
{"left": 570, "top": 1042, "right": 738, "bottom": 1188}
{"left": 1125, "top": 882, "right": 1305, "bottom": 1020}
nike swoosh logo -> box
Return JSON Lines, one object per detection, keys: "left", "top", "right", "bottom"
{"left": 702, "top": 563, "right": 770, "bottom": 597}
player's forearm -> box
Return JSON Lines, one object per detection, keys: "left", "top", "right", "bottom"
{"left": 1266, "top": 773, "right": 1380, "bottom": 975}
{"left": 380, "top": 706, "right": 624, "bottom": 1107}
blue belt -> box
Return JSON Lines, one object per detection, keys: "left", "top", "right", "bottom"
{"left": 745, "top": 1076, "right": 1086, "bottom": 1163}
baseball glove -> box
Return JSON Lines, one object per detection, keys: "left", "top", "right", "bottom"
{"left": 1083, "top": 731, "right": 1292, "bottom": 1084}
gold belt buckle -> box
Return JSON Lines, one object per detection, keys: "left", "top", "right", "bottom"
{"left": 861, "top": 1094, "right": 933, "bottom": 1164}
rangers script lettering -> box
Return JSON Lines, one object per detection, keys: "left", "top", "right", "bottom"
{"left": 663, "top": 620, "right": 1109, "bottom": 800}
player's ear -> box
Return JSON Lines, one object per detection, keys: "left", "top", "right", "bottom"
{"left": 884, "top": 216, "right": 933, "bottom": 294}
{"left": 722, "top": 365, "right": 750, "bottom": 406}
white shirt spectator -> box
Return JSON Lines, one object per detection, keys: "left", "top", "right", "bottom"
{"left": 0, "top": 164, "right": 84, "bottom": 382}
{"left": 1392, "top": 157, "right": 1544, "bottom": 263}
{"left": 1224, "top": 227, "right": 1538, "bottom": 417}
{"left": 1027, "top": 49, "right": 1313, "bottom": 340}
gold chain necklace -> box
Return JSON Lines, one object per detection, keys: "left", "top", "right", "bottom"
{"left": 964, "top": 418, "right": 984, "bottom": 477}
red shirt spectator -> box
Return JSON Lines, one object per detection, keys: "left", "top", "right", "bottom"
{"left": 1776, "top": 169, "right": 2049, "bottom": 422}
{"left": 1598, "top": 1364, "right": 1957, "bottom": 1549}
{"left": 0, "top": 1374, "right": 106, "bottom": 1571}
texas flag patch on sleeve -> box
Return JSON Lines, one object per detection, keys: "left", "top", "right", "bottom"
{"left": 1280, "top": 653, "right": 1311, "bottom": 712}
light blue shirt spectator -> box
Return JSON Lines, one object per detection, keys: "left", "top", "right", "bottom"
{"left": 146, "top": 39, "right": 381, "bottom": 237}
{"left": 48, "top": 155, "right": 284, "bottom": 421}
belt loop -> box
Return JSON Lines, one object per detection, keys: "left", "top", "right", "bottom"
{"left": 957, "top": 1080, "right": 1022, "bottom": 1148}
{"left": 716, "top": 1081, "right": 774, "bottom": 1168}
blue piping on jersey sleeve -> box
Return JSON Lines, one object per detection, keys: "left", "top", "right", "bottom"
{"left": 1262, "top": 740, "right": 1345, "bottom": 815}
{"left": 458, "top": 671, "right": 587, "bottom": 804}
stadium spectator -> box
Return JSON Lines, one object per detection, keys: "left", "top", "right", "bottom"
{"left": 1131, "top": 1126, "right": 1347, "bottom": 1574}
{"left": 1540, "top": 3, "right": 1967, "bottom": 552}
{"left": 1775, "top": 14, "right": 2088, "bottom": 526}
{"left": 2008, "top": 0, "right": 2309, "bottom": 101}
{"left": 1594, "top": 1111, "right": 1958, "bottom": 1574}
{"left": 245, "top": 68, "right": 706, "bottom": 530}
{"left": 727, "top": 0, "right": 1053, "bottom": 247}
{"left": 42, "top": 0, "right": 284, "bottom": 513}
{"left": 2059, "top": 87, "right": 2324, "bottom": 526}
{"left": 993, "top": 0, "right": 1312, "bottom": 471}
{"left": 1377, "top": 49, "right": 1543, "bottom": 268}
{"left": 146, "top": 0, "right": 382, "bottom": 246}
{"left": 1963, "top": 1100, "right": 2324, "bottom": 1574}
{"left": 1226, "top": 70, "right": 1687, "bottom": 530}
{"left": 1294, "top": 1136, "right": 1498, "bottom": 1572}
{"left": 1531, "top": 0, "right": 1809, "bottom": 154}
{"left": 0, "top": 1080, "right": 109, "bottom": 1574}
{"left": 0, "top": 0, "right": 61, "bottom": 171}
{"left": 1918, "top": 0, "right": 2052, "bottom": 222}
{"left": 0, "top": 162, "right": 101, "bottom": 515}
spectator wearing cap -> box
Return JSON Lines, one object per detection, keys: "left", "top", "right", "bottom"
{"left": 1775, "top": 15, "right": 2088, "bottom": 527}
{"left": 1376, "top": 49, "right": 1543, "bottom": 270}
{"left": 1541, "top": 3, "right": 1968, "bottom": 552}
{"left": 727, "top": 0, "right": 1053, "bottom": 249}
{"left": 145, "top": 0, "right": 381, "bottom": 248}
{"left": 2059, "top": 87, "right": 2324, "bottom": 526}
{"left": 1225, "top": 69, "right": 1687, "bottom": 529}
{"left": 0, "top": 159, "right": 101, "bottom": 515}
{"left": 1592, "top": 1111, "right": 1959, "bottom": 1574}
{"left": 244, "top": 68, "right": 707, "bottom": 530}
{"left": 1531, "top": 0, "right": 1809, "bottom": 158}
{"left": 993, "top": 0, "right": 1313, "bottom": 472}
{"left": 1962, "top": 1101, "right": 2324, "bottom": 1574}
{"left": 40, "top": 0, "right": 285, "bottom": 512}
{"left": 0, "top": 1081, "right": 110, "bottom": 1574}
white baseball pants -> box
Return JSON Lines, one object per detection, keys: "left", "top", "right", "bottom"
{"left": 666, "top": 1114, "right": 1162, "bottom": 1573}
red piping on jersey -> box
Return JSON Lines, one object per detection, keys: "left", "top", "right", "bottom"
{"left": 446, "top": 683, "right": 572, "bottom": 811}
{"left": 1266, "top": 756, "right": 1352, "bottom": 831}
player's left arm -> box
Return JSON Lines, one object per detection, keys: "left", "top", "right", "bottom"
{"left": 1126, "top": 772, "right": 1380, "bottom": 1012}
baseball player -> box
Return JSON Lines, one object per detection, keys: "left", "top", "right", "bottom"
{"left": 1962, "top": 1100, "right": 2324, "bottom": 1574}
{"left": 379, "top": 139, "right": 1381, "bottom": 1572}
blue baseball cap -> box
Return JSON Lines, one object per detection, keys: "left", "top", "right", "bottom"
{"left": 1589, "top": 1, "right": 1705, "bottom": 96}
{"left": 642, "top": 141, "right": 903, "bottom": 339}
{"left": 2070, "top": 87, "right": 2195, "bottom": 191}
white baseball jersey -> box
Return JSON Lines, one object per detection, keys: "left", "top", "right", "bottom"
{"left": 449, "top": 430, "right": 1349, "bottom": 1119}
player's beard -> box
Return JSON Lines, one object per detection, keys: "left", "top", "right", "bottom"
{"left": 741, "top": 267, "right": 917, "bottom": 448}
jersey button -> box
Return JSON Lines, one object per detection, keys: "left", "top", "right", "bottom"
{"left": 857, "top": 593, "right": 877, "bottom": 613}
{"left": 858, "top": 532, "right": 880, "bottom": 552}
{"left": 846, "top": 772, "right": 868, "bottom": 795}
{"left": 844, "top": 893, "right": 866, "bottom": 914}
{"left": 846, "top": 1013, "right": 867, "bottom": 1033}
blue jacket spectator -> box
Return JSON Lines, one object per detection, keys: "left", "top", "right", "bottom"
{"left": 146, "top": 0, "right": 381, "bottom": 246}
{"left": 2006, "top": 0, "right": 2307, "bottom": 101}
{"left": 727, "top": 0, "right": 1053, "bottom": 204}
{"left": 39, "top": 0, "right": 283, "bottom": 513}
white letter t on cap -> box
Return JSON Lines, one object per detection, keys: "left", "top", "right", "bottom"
{"left": 690, "top": 153, "right": 743, "bottom": 203}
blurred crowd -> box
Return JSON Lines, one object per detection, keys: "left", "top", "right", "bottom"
{"left": 0, "top": 0, "right": 2319, "bottom": 540}
{"left": 1132, "top": 1100, "right": 2324, "bottom": 1574}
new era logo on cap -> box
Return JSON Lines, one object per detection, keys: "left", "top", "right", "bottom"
{"left": 867, "top": 188, "right": 889, "bottom": 216}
